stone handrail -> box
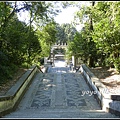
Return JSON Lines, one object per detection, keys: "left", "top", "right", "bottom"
{"left": 0, "top": 65, "right": 42, "bottom": 117}
{"left": 80, "top": 64, "right": 120, "bottom": 117}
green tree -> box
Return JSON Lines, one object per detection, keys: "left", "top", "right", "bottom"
{"left": 72, "top": 1, "right": 120, "bottom": 72}
{"left": 0, "top": 1, "right": 55, "bottom": 82}
{"left": 68, "top": 1, "right": 97, "bottom": 67}
{"left": 55, "top": 23, "right": 77, "bottom": 44}
{"left": 37, "top": 21, "right": 57, "bottom": 58}
{"left": 92, "top": 2, "right": 120, "bottom": 71}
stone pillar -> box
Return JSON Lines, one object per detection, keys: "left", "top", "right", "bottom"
{"left": 52, "top": 53, "right": 55, "bottom": 66}
{"left": 44, "top": 57, "right": 48, "bottom": 65}
{"left": 72, "top": 56, "right": 75, "bottom": 66}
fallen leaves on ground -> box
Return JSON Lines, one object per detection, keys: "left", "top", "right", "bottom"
{"left": 90, "top": 67, "right": 120, "bottom": 94}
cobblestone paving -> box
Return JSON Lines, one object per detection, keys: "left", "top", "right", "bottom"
{"left": 31, "top": 74, "right": 54, "bottom": 108}
{"left": 3, "top": 67, "right": 119, "bottom": 118}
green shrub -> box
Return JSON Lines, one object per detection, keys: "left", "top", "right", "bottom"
{"left": 0, "top": 65, "right": 12, "bottom": 84}
{"left": 114, "top": 58, "right": 120, "bottom": 73}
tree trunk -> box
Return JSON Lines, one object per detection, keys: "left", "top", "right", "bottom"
{"left": 88, "top": 1, "right": 96, "bottom": 67}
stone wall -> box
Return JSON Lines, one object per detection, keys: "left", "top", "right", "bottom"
{"left": 0, "top": 65, "right": 42, "bottom": 117}
{"left": 80, "top": 64, "right": 120, "bottom": 117}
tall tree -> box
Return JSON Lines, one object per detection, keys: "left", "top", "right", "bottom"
{"left": 55, "top": 23, "right": 77, "bottom": 44}
{"left": 36, "top": 21, "right": 57, "bottom": 58}
{"left": 72, "top": 1, "right": 97, "bottom": 67}
{"left": 92, "top": 1, "right": 120, "bottom": 71}
{"left": 88, "top": 1, "right": 97, "bottom": 67}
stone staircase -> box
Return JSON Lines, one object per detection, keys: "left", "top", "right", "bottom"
{"left": 3, "top": 108, "right": 117, "bottom": 118}
{"left": 3, "top": 67, "right": 119, "bottom": 118}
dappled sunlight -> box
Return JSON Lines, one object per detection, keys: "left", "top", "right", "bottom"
{"left": 40, "top": 78, "right": 56, "bottom": 91}
{"left": 57, "top": 70, "right": 67, "bottom": 73}
{"left": 43, "top": 83, "right": 56, "bottom": 91}
{"left": 84, "top": 109, "right": 106, "bottom": 112}
{"left": 42, "top": 79, "right": 51, "bottom": 83}
{"left": 46, "top": 84, "right": 56, "bottom": 87}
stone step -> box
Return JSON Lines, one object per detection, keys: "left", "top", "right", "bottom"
{"left": 3, "top": 67, "right": 119, "bottom": 118}
{"left": 3, "top": 109, "right": 117, "bottom": 118}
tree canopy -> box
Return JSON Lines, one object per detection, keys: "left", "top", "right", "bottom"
{"left": 67, "top": 1, "right": 120, "bottom": 72}
{"left": 0, "top": 1, "right": 61, "bottom": 83}
{"left": 1, "top": 1, "right": 120, "bottom": 85}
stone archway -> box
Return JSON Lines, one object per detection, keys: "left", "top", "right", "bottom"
{"left": 50, "top": 42, "right": 68, "bottom": 66}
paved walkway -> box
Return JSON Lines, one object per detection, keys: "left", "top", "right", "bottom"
{"left": 3, "top": 67, "right": 119, "bottom": 118}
